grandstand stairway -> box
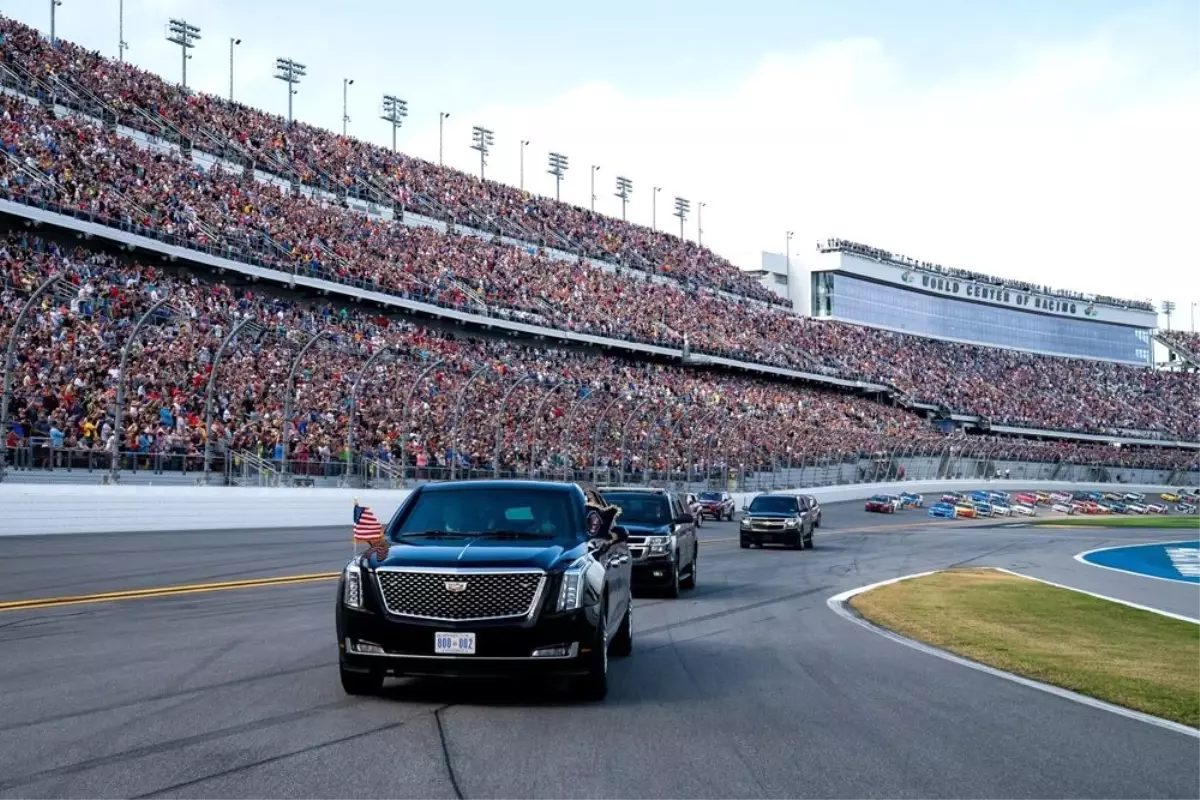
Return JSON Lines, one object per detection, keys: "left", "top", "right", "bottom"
{"left": 1155, "top": 332, "right": 1200, "bottom": 370}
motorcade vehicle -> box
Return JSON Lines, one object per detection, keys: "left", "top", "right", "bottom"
{"left": 599, "top": 488, "right": 699, "bottom": 597}
{"left": 953, "top": 503, "right": 979, "bottom": 519}
{"left": 927, "top": 502, "right": 957, "bottom": 519}
{"left": 741, "top": 494, "right": 815, "bottom": 549}
{"left": 335, "top": 480, "right": 633, "bottom": 701}
{"left": 899, "top": 491, "right": 924, "bottom": 508}
{"left": 801, "top": 494, "right": 822, "bottom": 528}
{"left": 865, "top": 495, "right": 896, "bottom": 514}
{"left": 696, "top": 491, "right": 736, "bottom": 521}
{"left": 685, "top": 492, "right": 703, "bottom": 526}
{"left": 1011, "top": 503, "right": 1038, "bottom": 516}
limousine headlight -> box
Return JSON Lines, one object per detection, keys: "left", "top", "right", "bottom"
{"left": 343, "top": 561, "right": 363, "bottom": 609}
{"left": 558, "top": 556, "right": 589, "bottom": 612}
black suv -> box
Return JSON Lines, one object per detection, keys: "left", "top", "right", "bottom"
{"left": 599, "top": 488, "right": 698, "bottom": 597}
{"left": 740, "top": 494, "right": 814, "bottom": 549}
{"left": 336, "top": 481, "right": 633, "bottom": 700}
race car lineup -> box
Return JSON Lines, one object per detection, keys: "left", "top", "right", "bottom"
{"left": 916, "top": 487, "right": 1200, "bottom": 520}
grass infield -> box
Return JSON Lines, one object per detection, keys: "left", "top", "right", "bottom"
{"left": 849, "top": 568, "right": 1200, "bottom": 728}
{"left": 1027, "top": 516, "right": 1200, "bottom": 529}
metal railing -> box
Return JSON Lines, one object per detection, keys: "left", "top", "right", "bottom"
{"left": 3, "top": 440, "right": 1191, "bottom": 492}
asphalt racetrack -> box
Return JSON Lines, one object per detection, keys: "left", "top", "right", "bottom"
{"left": 1, "top": 502, "right": 1198, "bottom": 798}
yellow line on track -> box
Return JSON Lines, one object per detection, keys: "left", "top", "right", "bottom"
{"left": 0, "top": 572, "right": 339, "bottom": 612}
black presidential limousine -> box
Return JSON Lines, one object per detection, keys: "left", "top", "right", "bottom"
{"left": 336, "top": 480, "right": 633, "bottom": 700}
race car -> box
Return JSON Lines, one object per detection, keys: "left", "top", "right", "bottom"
{"left": 1011, "top": 502, "right": 1038, "bottom": 516}
{"left": 885, "top": 494, "right": 905, "bottom": 510}
{"left": 1124, "top": 502, "right": 1148, "bottom": 514}
{"left": 1123, "top": 492, "right": 1146, "bottom": 503}
{"left": 899, "top": 492, "right": 924, "bottom": 508}
{"left": 1013, "top": 492, "right": 1037, "bottom": 506}
{"left": 865, "top": 495, "right": 896, "bottom": 513}
{"left": 969, "top": 490, "right": 992, "bottom": 504}
{"left": 1146, "top": 502, "right": 1170, "bottom": 514}
{"left": 1161, "top": 492, "right": 1181, "bottom": 503}
{"left": 1051, "top": 502, "right": 1077, "bottom": 515}
{"left": 988, "top": 491, "right": 1011, "bottom": 502}
{"left": 1085, "top": 502, "right": 1112, "bottom": 515}
{"left": 953, "top": 503, "right": 979, "bottom": 519}
{"left": 1050, "top": 492, "right": 1073, "bottom": 504}
{"left": 1035, "top": 491, "right": 1052, "bottom": 504}
{"left": 973, "top": 501, "right": 996, "bottom": 517}
{"left": 928, "top": 502, "right": 958, "bottom": 519}
{"left": 941, "top": 491, "right": 966, "bottom": 504}
{"left": 1101, "top": 501, "right": 1128, "bottom": 514}
{"left": 1085, "top": 491, "right": 1104, "bottom": 502}
{"left": 1178, "top": 502, "right": 1198, "bottom": 515}
{"left": 1102, "top": 492, "right": 1124, "bottom": 502}
{"left": 989, "top": 501, "right": 1013, "bottom": 516}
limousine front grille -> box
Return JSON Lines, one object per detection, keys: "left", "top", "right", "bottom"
{"left": 374, "top": 569, "right": 546, "bottom": 621}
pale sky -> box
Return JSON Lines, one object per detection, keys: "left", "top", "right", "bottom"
{"left": 5, "top": 0, "right": 1200, "bottom": 330}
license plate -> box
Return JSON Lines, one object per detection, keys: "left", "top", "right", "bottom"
{"left": 434, "top": 632, "right": 476, "bottom": 655}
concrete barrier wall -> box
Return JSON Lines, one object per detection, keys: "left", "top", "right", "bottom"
{"left": 0, "top": 480, "right": 1181, "bottom": 537}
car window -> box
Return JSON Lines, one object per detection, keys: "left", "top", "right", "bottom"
{"left": 601, "top": 492, "right": 672, "bottom": 524}
{"left": 748, "top": 496, "right": 799, "bottom": 513}
{"left": 394, "top": 488, "right": 579, "bottom": 541}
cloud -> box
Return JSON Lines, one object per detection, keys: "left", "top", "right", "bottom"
{"left": 409, "top": 33, "right": 1199, "bottom": 309}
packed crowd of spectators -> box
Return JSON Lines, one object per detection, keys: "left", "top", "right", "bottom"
{"left": 1159, "top": 330, "right": 1200, "bottom": 362}
{"left": 819, "top": 239, "right": 1157, "bottom": 312}
{"left": 0, "top": 19, "right": 1196, "bottom": 443}
{"left": 0, "top": 16, "right": 786, "bottom": 307}
{"left": 4, "top": 234, "right": 1194, "bottom": 481}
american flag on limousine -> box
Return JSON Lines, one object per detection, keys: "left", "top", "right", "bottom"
{"left": 352, "top": 502, "right": 384, "bottom": 540}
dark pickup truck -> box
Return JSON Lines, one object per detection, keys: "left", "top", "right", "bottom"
{"left": 336, "top": 480, "right": 633, "bottom": 700}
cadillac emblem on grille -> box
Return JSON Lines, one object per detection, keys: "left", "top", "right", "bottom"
{"left": 376, "top": 570, "right": 545, "bottom": 621}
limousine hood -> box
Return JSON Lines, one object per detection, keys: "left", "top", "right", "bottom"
{"left": 368, "top": 539, "right": 582, "bottom": 572}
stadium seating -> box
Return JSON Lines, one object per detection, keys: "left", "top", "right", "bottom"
{"left": 0, "top": 16, "right": 1196, "bottom": 444}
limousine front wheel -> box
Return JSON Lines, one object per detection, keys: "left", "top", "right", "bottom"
{"left": 339, "top": 658, "right": 385, "bottom": 696}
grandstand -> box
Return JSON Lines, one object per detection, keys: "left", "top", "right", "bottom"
{"left": 0, "top": 13, "right": 1196, "bottom": 492}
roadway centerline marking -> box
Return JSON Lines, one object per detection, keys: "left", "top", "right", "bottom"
{"left": 0, "top": 572, "right": 339, "bottom": 613}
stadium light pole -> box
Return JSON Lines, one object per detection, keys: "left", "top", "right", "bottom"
{"left": 698, "top": 201, "right": 706, "bottom": 245}
{"left": 438, "top": 112, "right": 450, "bottom": 165}
{"left": 470, "top": 125, "right": 495, "bottom": 180}
{"left": 1191, "top": 302, "right": 1197, "bottom": 333}
{"left": 519, "top": 140, "right": 530, "bottom": 190}
{"left": 652, "top": 186, "right": 661, "bottom": 230}
{"left": 166, "top": 19, "right": 201, "bottom": 91}
{"left": 341, "top": 78, "right": 354, "bottom": 136}
{"left": 673, "top": 196, "right": 690, "bottom": 239}
{"left": 228, "top": 38, "right": 241, "bottom": 101}
{"left": 49, "top": 0, "right": 61, "bottom": 47}
{"left": 274, "top": 57, "right": 306, "bottom": 124}
{"left": 547, "top": 152, "right": 569, "bottom": 201}
{"left": 1161, "top": 300, "right": 1176, "bottom": 331}
{"left": 590, "top": 165, "right": 601, "bottom": 212}
{"left": 786, "top": 230, "right": 793, "bottom": 274}
{"left": 118, "top": 0, "right": 128, "bottom": 62}
{"left": 380, "top": 95, "right": 408, "bottom": 152}
{"left": 614, "top": 176, "right": 633, "bottom": 221}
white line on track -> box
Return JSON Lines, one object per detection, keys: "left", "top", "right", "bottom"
{"left": 826, "top": 572, "right": 1200, "bottom": 739}
{"left": 1073, "top": 539, "right": 1200, "bottom": 587}
{"left": 992, "top": 568, "right": 1199, "bottom": 624}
